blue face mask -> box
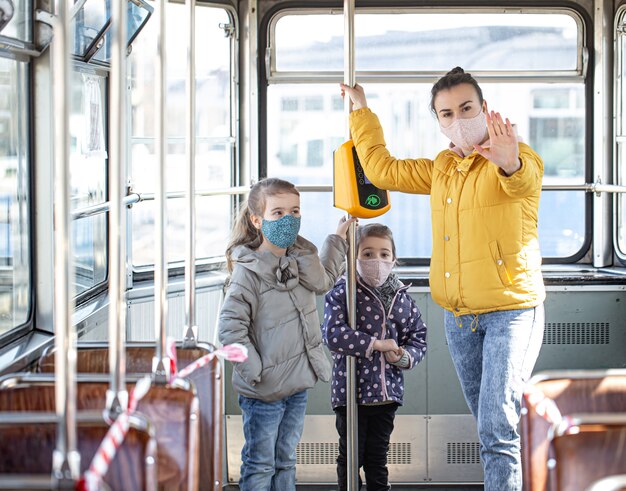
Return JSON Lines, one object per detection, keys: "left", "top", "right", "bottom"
{"left": 261, "top": 214, "right": 301, "bottom": 249}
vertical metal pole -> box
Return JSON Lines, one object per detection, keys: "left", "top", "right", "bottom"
{"left": 51, "top": 0, "right": 79, "bottom": 483}
{"left": 183, "top": 0, "right": 198, "bottom": 348}
{"left": 343, "top": 1, "right": 359, "bottom": 490}
{"left": 593, "top": 0, "right": 613, "bottom": 267}
{"left": 152, "top": 0, "right": 170, "bottom": 384}
{"left": 106, "top": 0, "right": 129, "bottom": 416}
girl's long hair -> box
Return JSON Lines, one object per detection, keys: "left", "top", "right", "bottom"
{"left": 225, "top": 178, "right": 299, "bottom": 272}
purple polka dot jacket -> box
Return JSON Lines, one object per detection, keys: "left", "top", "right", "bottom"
{"left": 322, "top": 276, "right": 427, "bottom": 409}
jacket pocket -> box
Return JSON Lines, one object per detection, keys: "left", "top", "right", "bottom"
{"left": 489, "top": 240, "right": 513, "bottom": 286}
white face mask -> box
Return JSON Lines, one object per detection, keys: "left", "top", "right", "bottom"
{"left": 439, "top": 110, "right": 487, "bottom": 150}
{"left": 357, "top": 259, "right": 394, "bottom": 287}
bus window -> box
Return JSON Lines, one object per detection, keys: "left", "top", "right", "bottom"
{"left": 615, "top": 6, "right": 626, "bottom": 262}
{"left": 69, "top": 71, "right": 108, "bottom": 295}
{"left": 266, "top": 9, "right": 585, "bottom": 262}
{"left": 0, "top": 56, "right": 30, "bottom": 337}
{"left": 129, "top": 3, "right": 236, "bottom": 269}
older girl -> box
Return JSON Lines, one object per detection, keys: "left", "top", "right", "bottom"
{"left": 218, "top": 177, "right": 354, "bottom": 491}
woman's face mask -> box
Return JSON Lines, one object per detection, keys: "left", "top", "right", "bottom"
{"left": 357, "top": 258, "right": 394, "bottom": 287}
{"left": 261, "top": 214, "right": 301, "bottom": 249}
{"left": 439, "top": 110, "right": 487, "bottom": 150}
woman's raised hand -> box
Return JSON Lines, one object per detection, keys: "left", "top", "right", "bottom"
{"left": 340, "top": 83, "right": 368, "bottom": 110}
{"left": 336, "top": 216, "right": 358, "bottom": 240}
{"left": 474, "top": 107, "right": 521, "bottom": 176}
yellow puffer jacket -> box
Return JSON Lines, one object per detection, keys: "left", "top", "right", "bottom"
{"left": 350, "top": 108, "right": 546, "bottom": 316}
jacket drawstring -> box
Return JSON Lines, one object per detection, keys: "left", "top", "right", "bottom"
{"left": 456, "top": 313, "right": 479, "bottom": 332}
{"left": 470, "top": 314, "right": 479, "bottom": 332}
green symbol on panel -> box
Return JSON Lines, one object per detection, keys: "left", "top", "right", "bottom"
{"left": 365, "top": 194, "right": 381, "bottom": 207}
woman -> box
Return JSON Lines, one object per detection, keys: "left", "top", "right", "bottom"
{"left": 341, "top": 67, "right": 545, "bottom": 491}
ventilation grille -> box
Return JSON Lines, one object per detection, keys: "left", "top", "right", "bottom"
{"left": 296, "top": 442, "right": 412, "bottom": 465}
{"left": 297, "top": 442, "right": 337, "bottom": 465}
{"left": 388, "top": 442, "right": 412, "bottom": 464}
{"left": 543, "top": 322, "right": 610, "bottom": 345}
{"left": 446, "top": 442, "right": 481, "bottom": 465}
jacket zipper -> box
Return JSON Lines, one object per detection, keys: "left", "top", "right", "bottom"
{"left": 359, "top": 281, "right": 407, "bottom": 402}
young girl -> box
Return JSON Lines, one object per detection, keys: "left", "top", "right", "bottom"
{"left": 218, "top": 177, "right": 355, "bottom": 491}
{"left": 322, "top": 223, "right": 427, "bottom": 491}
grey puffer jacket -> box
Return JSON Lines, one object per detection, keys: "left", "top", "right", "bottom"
{"left": 218, "top": 234, "right": 348, "bottom": 402}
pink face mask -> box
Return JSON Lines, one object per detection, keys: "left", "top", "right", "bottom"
{"left": 357, "top": 259, "right": 394, "bottom": 287}
{"left": 439, "top": 110, "right": 487, "bottom": 150}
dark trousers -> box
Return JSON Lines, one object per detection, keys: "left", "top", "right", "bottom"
{"left": 334, "top": 403, "right": 398, "bottom": 491}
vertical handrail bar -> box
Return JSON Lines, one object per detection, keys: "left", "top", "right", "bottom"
{"left": 343, "top": 1, "right": 359, "bottom": 490}
{"left": 106, "top": 0, "right": 129, "bottom": 416}
{"left": 51, "top": 0, "right": 80, "bottom": 483}
{"left": 152, "top": 0, "right": 170, "bottom": 384}
{"left": 183, "top": 0, "right": 198, "bottom": 348}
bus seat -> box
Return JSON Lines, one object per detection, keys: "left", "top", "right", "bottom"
{"left": 0, "top": 411, "right": 157, "bottom": 491}
{"left": 548, "top": 414, "right": 626, "bottom": 491}
{"left": 0, "top": 374, "right": 200, "bottom": 491}
{"left": 37, "top": 342, "right": 223, "bottom": 490}
{"left": 521, "top": 370, "right": 626, "bottom": 491}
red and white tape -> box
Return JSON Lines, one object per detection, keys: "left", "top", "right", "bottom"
{"left": 78, "top": 375, "right": 152, "bottom": 491}
{"left": 77, "top": 343, "right": 247, "bottom": 490}
{"left": 176, "top": 343, "right": 248, "bottom": 379}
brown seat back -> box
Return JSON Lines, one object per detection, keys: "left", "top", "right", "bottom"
{"left": 521, "top": 371, "right": 626, "bottom": 491}
{"left": 548, "top": 416, "right": 626, "bottom": 491}
{"left": 0, "top": 412, "right": 157, "bottom": 491}
{"left": 0, "top": 375, "right": 200, "bottom": 491}
{"left": 37, "top": 343, "right": 222, "bottom": 490}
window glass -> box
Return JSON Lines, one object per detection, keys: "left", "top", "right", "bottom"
{"left": 71, "top": 0, "right": 152, "bottom": 63}
{"left": 1, "top": 0, "right": 30, "bottom": 42}
{"left": 616, "top": 14, "right": 626, "bottom": 257}
{"left": 69, "top": 71, "right": 107, "bottom": 294}
{"left": 0, "top": 57, "right": 30, "bottom": 335}
{"left": 129, "top": 4, "right": 234, "bottom": 267}
{"left": 267, "top": 80, "right": 585, "bottom": 258}
{"left": 274, "top": 12, "right": 578, "bottom": 73}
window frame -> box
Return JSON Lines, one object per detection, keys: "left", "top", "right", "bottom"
{"left": 266, "top": 6, "right": 586, "bottom": 84}
{"left": 613, "top": 4, "right": 626, "bottom": 264}
{"left": 0, "top": 53, "right": 33, "bottom": 346}
{"left": 127, "top": 2, "right": 239, "bottom": 278}
{"left": 260, "top": 4, "right": 592, "bottom": 264}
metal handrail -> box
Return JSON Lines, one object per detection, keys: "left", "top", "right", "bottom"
{"left": 152, "top": 0, "right": 168, "bottom": 385}
{"left": 183, "top": 0, "right": 198, "bottom": 348}
{"left": 68, "top": 182, "right": 626, "bottom": 221}
{"left": 51, "top": 0, "right": 79, "bottom": 483}
{"left": 106, "top": 0, "right": 128, "bottom": 418}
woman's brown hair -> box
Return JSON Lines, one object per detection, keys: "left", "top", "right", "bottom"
{"left": 430, "top": 66, "right": 484, "bottom": 115}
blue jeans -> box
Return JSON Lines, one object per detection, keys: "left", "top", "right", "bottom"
{"left": 238, "top": 390, "right": 308, "bottom": 491}
{"left": 445, "top": 305, "right": 544, "bottom": 491}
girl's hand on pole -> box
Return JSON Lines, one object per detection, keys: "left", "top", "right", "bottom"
{"left": 474, "top": 107, "right": 521, "bottom": 176}
{"left": 336, "top": 216, "right": 358, "bottom": 240}
{"left": 340, "top": 83, "right": 368, "bottom": 110}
